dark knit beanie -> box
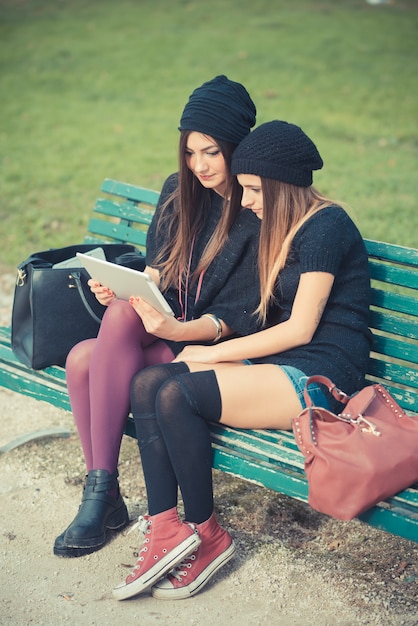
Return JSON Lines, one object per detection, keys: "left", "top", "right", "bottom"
{"left": 231, "top": 120, "right": 323, "bottom": 187}
{"left": 179, "top": 75, "right": 256, "bottom": 145}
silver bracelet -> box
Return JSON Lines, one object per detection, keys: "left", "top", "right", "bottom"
{"left": 202, "top": 313, "right": 222, "bottom": 343}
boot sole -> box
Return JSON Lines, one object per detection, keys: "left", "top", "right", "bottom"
{"left": 53, "top": 506, "right": 129, "bottom": 557}
{"left": 112, "top": 533, "right": 201, "bottom": 601}
{"left": 152, "top": 539, "right": 236, "bottom": 600}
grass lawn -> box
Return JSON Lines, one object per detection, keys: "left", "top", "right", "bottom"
{"left": 1, "top": 0, "right": 417, "bottom": 271}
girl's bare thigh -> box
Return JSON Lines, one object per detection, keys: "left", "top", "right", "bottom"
{"left": 187, "top": 361, "right": 301, "bottom": 430}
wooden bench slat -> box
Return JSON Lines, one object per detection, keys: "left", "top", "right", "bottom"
{"left": 371, "top": 333, "right": 418, "bottom": 364}
{"left": 385, "top": 489, "right": 418, "bottom": 508}
{"left": 231, "top": 427, "right": 299, "bottom": 449}
{"left": 93, "top": 198, "right": 155, "bottom": 224}
{"left": 209, "top": 429, "right": 304, "bottom": 470}
{"left": 212, "top": 446, "right": 309, "bottom": 499}
{"left": 357, "top": 505, "right": 418, "bottom": 542}
{"left": 365, "top": 239, "right": 418, "bottom": 265}
{"left": 368, "top": 353, "right": 418, "bottom": 387}
{"left": 210, "top": 423, "right": 298, "bottom": 449}
{"left": 370, "top": 287, "right": 418, "bottom": 316}
{"left": 0, "top": 336, "right": 70, "bottom": 411}
{"left": 367, "top": 369, "right": 418, "bottom": 413}
{"left": 100, "top": 179, "right": 160, "bottom": 206}
{"left": 369, "top": 261, "right": 418, "bottom": 290}
{"left": 86, "top": 218, "right": 148, "bottom": 249}
{"left": 369, "top": 310, "right": 418, "bottom": 340}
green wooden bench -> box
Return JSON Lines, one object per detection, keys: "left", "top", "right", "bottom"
{"left": 1, "top": 178, "right": 417, "bottom": 543}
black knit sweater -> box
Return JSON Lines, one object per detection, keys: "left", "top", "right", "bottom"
{"left": 251, "top": 206, "right": 373, "bottom": 403}
{"left": 146, "top": 173, "right": 261, "bottom": 354}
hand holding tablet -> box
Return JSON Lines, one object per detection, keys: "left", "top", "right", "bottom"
{"left": 76, "top": 253, "right": 174, "bottom": 316}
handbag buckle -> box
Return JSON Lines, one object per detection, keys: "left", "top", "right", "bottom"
{"left": 68, "top": 273, "right": 77, "bottom": 288}
{"left": 357, "top": 415, "right": 381, "bottom": 436}
{"left": 333, "top": 388, "right": 351, "bottom": 403}
{"left": 340, "top": 412, "right": 381, "bottom": 437}
{"left": 16, "top": 268, "right": 26, "bottom": 287}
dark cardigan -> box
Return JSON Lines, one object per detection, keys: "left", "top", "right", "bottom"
{"left": 146, "top": 173, "right": 261, "bottom": 354}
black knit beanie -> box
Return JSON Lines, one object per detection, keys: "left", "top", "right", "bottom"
{"left": 179, "top": 75, "right": 256, "bottom": 145}
{"left": 231, "top": 120, "right": 323, "bottom": 187}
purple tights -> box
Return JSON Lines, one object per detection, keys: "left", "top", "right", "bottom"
{"left": 65, "top": 299, "right": 175, "bottom": 474}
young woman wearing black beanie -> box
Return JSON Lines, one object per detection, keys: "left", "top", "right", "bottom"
{"left": 115, "top": 120, "right": 372, "bottom": 601}
{"left": 54, "top": 76, "right": 261, "bottom": 559}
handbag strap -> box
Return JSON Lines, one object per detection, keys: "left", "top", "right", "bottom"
{"left": 16, "top": 255, "right": 51, "bottom": 286}
{"left": 69, "top": 271, "right": 102, "bottom": 325}
{"left": 303, "top": 374, "right": 352, "bottom": 408}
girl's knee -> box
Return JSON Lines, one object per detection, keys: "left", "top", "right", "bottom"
{"left": 102, "top": 299, "right": 138, "bottom": 325}
{"left": 99, "top": 300, "right": 146, "bottom": 343}
{"left": 156, "top": 377, "right": 189, "bottom": 422}
{"left": 131, "top": 362, "right": 190, "bottom": 408}
{"left": 66, "top": 339, "right": 95, "bottom": 372}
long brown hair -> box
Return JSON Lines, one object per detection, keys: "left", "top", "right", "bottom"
{"left": 256, "top": 179, "right": 334, "bottom": 323}
{"left": 154, "top": 131, "right": 242, "bottom": 291}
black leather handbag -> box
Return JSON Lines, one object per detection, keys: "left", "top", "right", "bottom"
{"left": 11, "top": 243, "right": 145, "bottom": 369}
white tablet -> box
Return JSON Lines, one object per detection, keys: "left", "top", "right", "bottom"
{"left": 76, "top": 252, "right": 174, "bottom": 316}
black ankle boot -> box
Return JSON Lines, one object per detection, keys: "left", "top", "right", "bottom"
{"left": 53, "top": 469, "right": 129, "bottom": 558}
{"left": 53, "top": 474, "right": 88, "bottom": 556}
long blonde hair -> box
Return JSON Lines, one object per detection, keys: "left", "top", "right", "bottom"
{"left": 256, "top": 179, "right": 334, "bottom": 323}
{"left": 154, "top": 131, "right": 242, "bottom": 291}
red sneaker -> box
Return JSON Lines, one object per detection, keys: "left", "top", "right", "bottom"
{"left": 112, "top": 507, "right": 201, "bottom": 601}
{"left": 152, "top": 513, "right": 235, "bottom": 600}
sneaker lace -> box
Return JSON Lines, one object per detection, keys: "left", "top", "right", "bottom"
{"left": 127, "top": 515, "right": 152, "bottom": 572}
{"left": 170, "top": 549, "right": 198, "bottom": 581}
{"left": 127, "top": 515, "right": 149, "bottom": 539}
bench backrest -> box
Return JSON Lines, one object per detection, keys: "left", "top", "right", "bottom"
{"left": 85, "top": 180, "right": 418, "bottom": 416}
{"left": 365, "top": 240, "right": 418, "bottom": 415}
{"left": 84, "top": 179, "right": 159, "bottom": 252}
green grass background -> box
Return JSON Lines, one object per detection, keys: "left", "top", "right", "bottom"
{"left": 1, "top": 0, "right": 417, "bottom": 272}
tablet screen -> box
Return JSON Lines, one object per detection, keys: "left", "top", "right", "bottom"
{"left": 76, "top": 253, "right": 174, "bottom": 316}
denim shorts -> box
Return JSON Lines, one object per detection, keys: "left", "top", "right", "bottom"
{"left": 280, "top": 365, "right": 330, "bottom": 409}
{"left": 242, "top": 362, "right": 330, "bottom": 409}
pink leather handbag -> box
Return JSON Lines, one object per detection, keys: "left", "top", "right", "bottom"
{"left": 292, "top": 375, "right": 418, "bottom": 520}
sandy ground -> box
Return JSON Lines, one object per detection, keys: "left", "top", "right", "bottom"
{"left": 0, "top": 273, "right": 417, "bottom": 626}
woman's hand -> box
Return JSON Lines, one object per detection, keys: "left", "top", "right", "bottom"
{"left": 129, "top": 296, "right": 183, "bottom": 340}
{"left": 88, "top": 279, "right": 115, "bottom": 306}
{"left": 144, "top": 265, "right": 160, "bottom": 286}
{"left": 173, "top": 343, "right": 222, "bottom": 364}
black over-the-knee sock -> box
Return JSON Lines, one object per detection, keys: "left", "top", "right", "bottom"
{"left": 130, "top": 361, "right": 190, "bottom": 515}
{"left": 156, "top": 369, "right": 222, "bottom": 524}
